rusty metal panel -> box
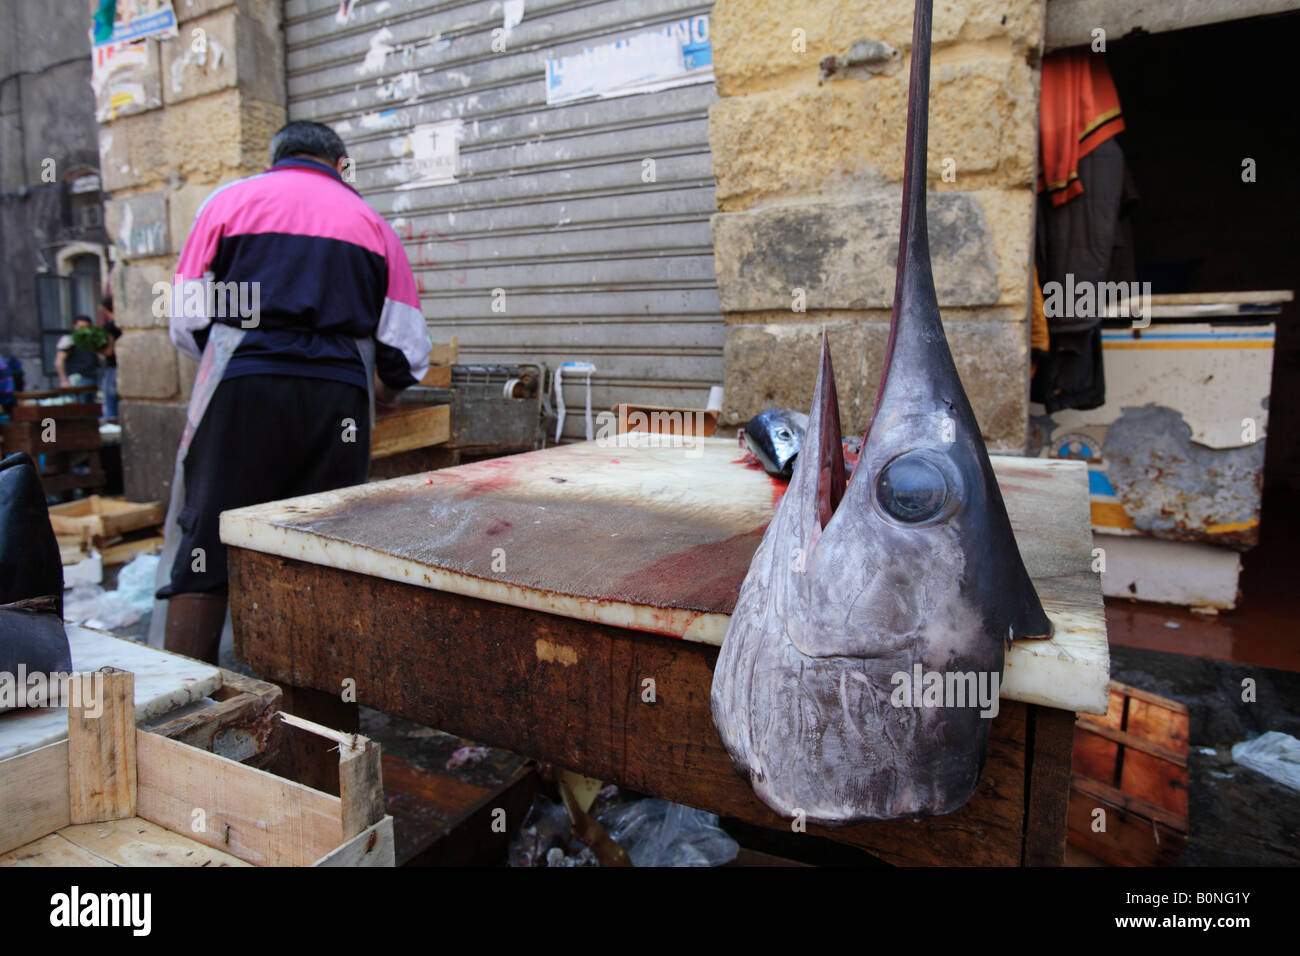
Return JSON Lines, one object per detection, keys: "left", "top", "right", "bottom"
{"left": 1033, "top": 321, "right": 1273, "bottom": 550}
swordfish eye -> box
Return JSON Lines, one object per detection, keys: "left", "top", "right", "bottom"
{"left": 875, "top": 452, "right": 950, "bottom": 523}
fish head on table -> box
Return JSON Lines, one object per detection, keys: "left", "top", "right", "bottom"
{"left": 710, "top": 0, "right": 1052, "bottom": 824}
{"left": 742, "top": 408, "right": 809, "bottom": 479}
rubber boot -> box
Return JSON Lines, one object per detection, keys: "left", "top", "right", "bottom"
{"left": 163, "top": 593, "right": 227, "bottom": 664}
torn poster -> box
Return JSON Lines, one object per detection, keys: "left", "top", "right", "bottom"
{"left": 89, "top": 2, "right": 173, "bottom": 121}
{"left": 91, "top": 40, "right": 159, "bottom": 122}
{"left": 545, "top": 13, "right": 712, "bottom": 105}
{"left": 503, "top": 0, "right": 525, "bottom": 39}
{"left": 90, "top": 0, "right": 178, "bottom": 48}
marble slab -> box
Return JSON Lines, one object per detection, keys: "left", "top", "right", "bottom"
{"left": 221, "top": 438, "right": 1109, "bottom": 714}
{"left": 0, "top": 624, "right": 222, "bottom": 760}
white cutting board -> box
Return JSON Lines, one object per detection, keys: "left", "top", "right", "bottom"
{"left": 0, "top": 624, "right": 222, "bottom": 760}
{"left": 221, "top": 439, "right": 1110, "bottom": 715}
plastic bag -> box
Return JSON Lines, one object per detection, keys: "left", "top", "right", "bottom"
{"left": 1232, "top": 731, "right": 1300, "bottom": 791}
{"left": 62, "top": 584, "right": 143, "bottom": 631}
{"left": 507, "top": 795, "right": 597, "bottom": 867}
{"left": 61, "top": 553, "right": 161, "bottom": 632}
{"left": 114, "top": 552, "right": 161, "bottom": 611}
{"left": 596, "top": 798, "right": 738, "bottom": 867}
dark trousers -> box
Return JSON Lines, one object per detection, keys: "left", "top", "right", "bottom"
{"left": 158, "top": 374, "right": 370, "bottom": 598}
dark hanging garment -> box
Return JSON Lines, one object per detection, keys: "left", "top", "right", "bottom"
{"left": 1029, "top": 319, "right": 1107, "bottom": 412}
{"left": 0, "top": 453, "right": 72, "bottom": 696}
{"left": 0, "top": 453, "right": 64, "bottom": 611}
{"left": 1033, "top": 49, "right": 1130, "bottom": 413}
{"left": 1033, "top": 137, "right": 1125, "bottom": 411}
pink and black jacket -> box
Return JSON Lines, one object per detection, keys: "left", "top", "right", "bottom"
{"left": 169, "top": 157, "right": 431, "bottom": 392}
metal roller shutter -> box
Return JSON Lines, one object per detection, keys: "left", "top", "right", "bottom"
{"left": 283, "top": 0, "right": 724, "bottom": 439}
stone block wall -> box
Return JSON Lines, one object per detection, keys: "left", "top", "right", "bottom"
{"left": 101, "top": 0, "right": 285, "bottom": 503}
{"left": 710, "top": 0, "right": 1045, "bottom": 452}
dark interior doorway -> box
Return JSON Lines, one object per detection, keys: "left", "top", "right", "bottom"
{"left": 1104, "top": 11, "right": 1300, "bottom": 513}
{"left": 1101, "top": 10, "right": 1300, "bottom": 651}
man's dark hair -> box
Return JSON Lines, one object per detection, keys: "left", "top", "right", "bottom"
{"left": 72, "top": 315, "right": 93, "bottom": 327}
{"left": 270, "top": 121, "right": 348, "bottom": 166}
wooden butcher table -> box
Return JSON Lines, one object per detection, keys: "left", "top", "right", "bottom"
{"left": 221, "top": 438, "right": 1109, "bottom": 866}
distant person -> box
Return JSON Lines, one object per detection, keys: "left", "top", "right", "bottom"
{"left": 155, "top": 119, "right": 431, "bottom": 663}
{"left": 99, "top": 295, "right": 122, "bottom": 419}
{"left": 0, "top": 356, "right": 14, "bottom": 416}
{"left": 55, "top": 316, "right": 102, "bottom": 388}
{"left": 5, "top": 355, "right": 23, "bottom": 394}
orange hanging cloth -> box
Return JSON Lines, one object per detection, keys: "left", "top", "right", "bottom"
{"left": 1037, "top": 49, "right": 1125, "bottom": 207}
{"left": 1031, "top": 266, "right": 1050, "bottom": 352}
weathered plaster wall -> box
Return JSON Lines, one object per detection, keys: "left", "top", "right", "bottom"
{"left": 0, "top": 0, "right": 107, "bottom": 377}
{"left": 710, "top": 0, "right": 1046, "bottom": 452}
{"left": 100, "top": 0, "right": 286, "bottom": 502}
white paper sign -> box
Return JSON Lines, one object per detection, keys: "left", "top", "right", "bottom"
{"left": 404, "top": 120, "right": 461, "bottom": 187}
{"left": 545, "top": 14, "right": 713, "bottom": 105}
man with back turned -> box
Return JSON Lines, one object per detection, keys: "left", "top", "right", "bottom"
{"left": 157, "top": 120, "right": 431, "bottom": 662}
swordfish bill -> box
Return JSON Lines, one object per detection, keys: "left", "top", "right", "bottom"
{"left": 709, "top": 0, "right": 1053, "bottom": 824}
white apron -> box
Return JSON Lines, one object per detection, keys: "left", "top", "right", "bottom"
{"left": 146, "top": 322, "right": 376, "bottom": 647}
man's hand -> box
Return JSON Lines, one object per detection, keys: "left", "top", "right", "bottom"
{"left": 374, "top": 375, "right": 399, "bottom": 413}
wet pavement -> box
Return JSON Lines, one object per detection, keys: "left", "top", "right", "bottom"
{"left": 1109, "top": 644, "right": 1300, "bottom": 865}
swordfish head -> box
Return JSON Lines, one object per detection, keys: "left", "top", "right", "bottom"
{"left": 709, "top": 0, "right": 1052, "bottom": 824}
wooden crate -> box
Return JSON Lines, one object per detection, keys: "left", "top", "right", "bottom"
{"left": 49, "top": 496, "right": 164, "bottom": 540}
{"left": 143, "top": 669, "right": 284, "bottom": 770}
{"left": 1, "top": 419, "right": 101, "bottom": 456}
{"left": 371, "top": 404, "right": 450, "bottom": 459}
{"left": 429, "top": 336, "right": 459, "bottom": 369}
{"left": 0, "top": 668, "right": 393, "bottom": 868}
{"left": 418, "top": 337, "right": 459, "bottom": 386}
{"left": 1, "top": 387, "right": 105, "bottom": 496}
{"left": 614, "top": 402, "right": 719, "bottom": 437}
{"left": 1068, "top": 680, "right": 1189, "bottom": 866}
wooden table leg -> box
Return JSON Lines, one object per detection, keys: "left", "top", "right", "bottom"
{"left": 1022, "top": 704, "right": 1075, "bottom": 866}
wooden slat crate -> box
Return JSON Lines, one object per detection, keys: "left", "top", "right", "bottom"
{"left": 371, "top": 404, "right": 451, "bottom": 459}
{"left": 418, "top": 337, "right": 458, "bottom": 387}
{"left": 0, "top": 387, "right": 105, "bottom": 496}
{"left": 49, "top": 495, "right": 164, "bottom": 541}
{"left": 1068, "top": 680, "right": 1189, "bottom": 866}
{"left": 0, "top": 668, "right": 393, "bottom": 868}
{"left": 143, "top": 669, "right": 284, "bottom": 770}
{"left": 614, "top": 402, "right": 719, "bottom": 437}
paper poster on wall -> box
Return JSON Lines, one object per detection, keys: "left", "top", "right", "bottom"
{"left": 88, "top": 2, "right": 173, "bottom": 121}
{"left": 91, "top": 40, "right": 158, "bottom": 122}
{"left": 400, "top": 120, "right": 462, "bottom": 188}
{"left": 545, "top": 14, "right": 712, "bottom": 105}
{"left": 90, "top": 0, "right": 178, "bottom": 48}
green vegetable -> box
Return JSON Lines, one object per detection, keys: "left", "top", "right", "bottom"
{"left": 71, "top": 325, "right": 110, "bottom": 353}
